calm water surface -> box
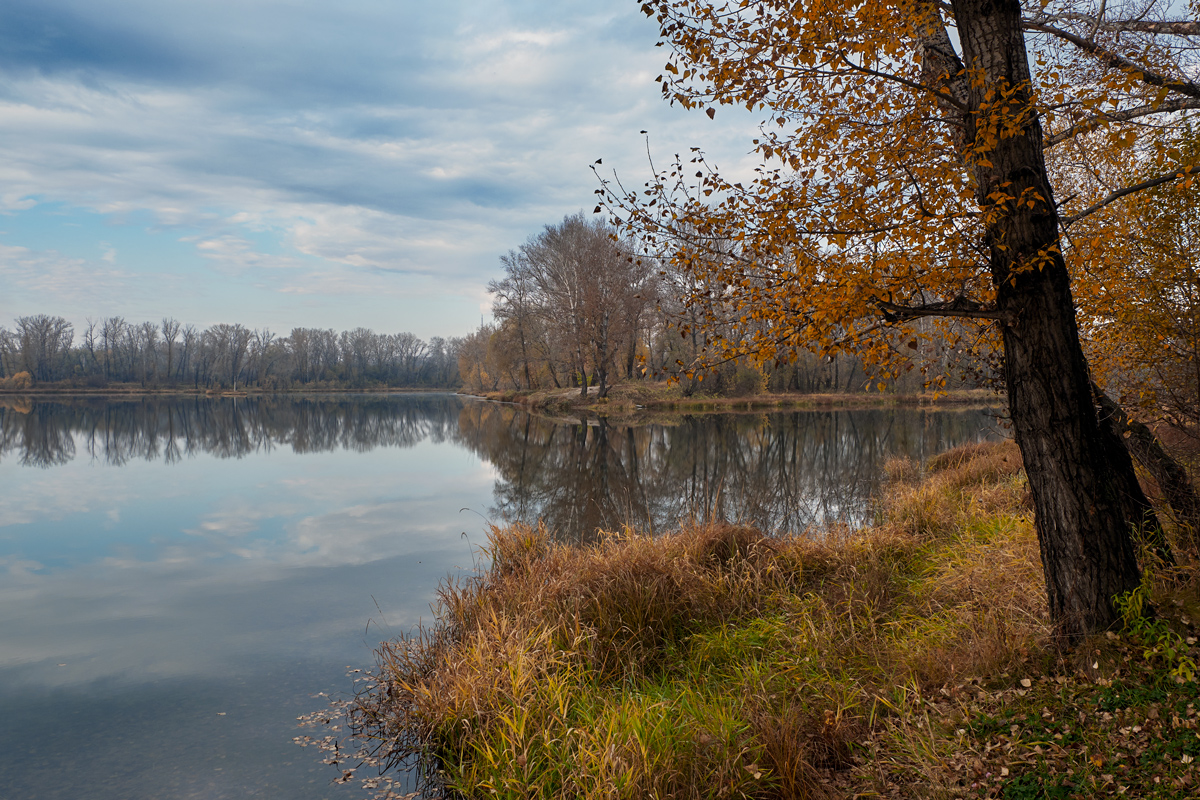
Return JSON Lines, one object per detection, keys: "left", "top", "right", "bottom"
{"left": 0, "top": 393, "right": 1000, "bottom": 799}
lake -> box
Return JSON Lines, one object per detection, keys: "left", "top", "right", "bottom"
{"left": 0, "top": 393, "right": 1000, "bottom": 799}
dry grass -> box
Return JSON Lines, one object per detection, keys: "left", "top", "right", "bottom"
{"left": 303, "top": 439, "right": 1200, "bottom": 800}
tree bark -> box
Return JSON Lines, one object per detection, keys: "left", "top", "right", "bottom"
{"left": 951, "top": 0, "right": 1148, "bottom": 638}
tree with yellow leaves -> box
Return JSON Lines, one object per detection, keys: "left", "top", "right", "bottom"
{"left": 1070, "top": 123, "right": 1200, "bottom": 542}
{"left": 600, "top": 0, "right": 1200, "bottom": 636}
{"left": 1077, "top": 125, "right": 1200, "bottom": 429}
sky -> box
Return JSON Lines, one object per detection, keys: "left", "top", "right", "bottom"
{"left": 0, "top": 0, "right": 760, "bottom": 341}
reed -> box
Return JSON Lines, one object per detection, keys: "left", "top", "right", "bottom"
{"left": 309, "top": 439, "right": 1200, "bottom": 799}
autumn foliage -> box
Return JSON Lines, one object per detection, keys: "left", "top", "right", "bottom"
{"left": 601, "top": 0, "right": 1198, "bottom": 379}
{"left": 598, "top": 0, "right": 1200, "bottom": 635}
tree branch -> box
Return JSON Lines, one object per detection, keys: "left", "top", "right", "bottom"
{"left": 1093, "top": 382, "right": 1200, "bottom": 551}
{"left": 1045, "top": 97, "right": 1200, "bottom": 148}
{"left": 838, "top": 53, "right": 968, "bottom": 111}
{"left": 1025, "top": 21, "right": 1200, "bottom": 99}
{"left": 917, "top": 0, "right": 970, "bottom": 154}
{"left": 1029, "top": 12, "right": 1200, "bottom": 38}
{"left": 873, "top": 295, "right": 1005, "bottom": 322}
{"left": 1060, "top": 163, "right": 1200, "bottom": 226}
{"left": 1101, "top": 20, "right": 1200, "bottom": 36}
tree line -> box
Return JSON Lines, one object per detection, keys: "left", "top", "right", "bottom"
{"left": 0, "top": 315, "right": 463, "bottom": 390}
{"left": 0, "top": 394, "right": 462, "bottom": 466}
{"left": 458, "top": 212, "right": 984, "bottom": 397}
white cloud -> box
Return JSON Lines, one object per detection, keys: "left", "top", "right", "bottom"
{"left": 0, "top": 0, "right": 763, "bottom": 333}
{"left": 0, "top": 243, "right": 136, "bottom": 308}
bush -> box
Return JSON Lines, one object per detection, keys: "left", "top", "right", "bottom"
{"left": 730, "top": 365, "right": 768, "bottom": 397}
{"left": 0, "top": 371, "right": 33, "bottom": 390}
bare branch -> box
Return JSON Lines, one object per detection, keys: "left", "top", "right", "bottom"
{"left": 1046, "top": 97, "right": 1200, "bottom": 147}
{"left": 1029, "top": 11, "right": 1200, "bottom": 37}
{"left": 1025, "top": 21, "right": 1200, "bottom": 99}
{"left": 1109, "top": 20, "right": 1200, "bottom": 36}
{"left": 1060, "top": 163, "right": 1200, "bottom": 226}
{"left": 838, "top": 53, "right": 969, "bottom": 111}
{"left": 1085, "top": 0, "right": 1106, "bottom": 41}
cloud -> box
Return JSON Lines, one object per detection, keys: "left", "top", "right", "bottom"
{"left": 0, "top": 0, "right": 762, "bottom": 333}
{"left": 0, "top": 446, "right": 494, "bottom": 686}
{"left": 186, "top": 233, "right": 305, "bottom": 273}
{"left": 0, "top": 243, "right": 137, "bottom": 308}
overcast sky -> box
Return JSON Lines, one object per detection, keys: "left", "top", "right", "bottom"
{"left": 0, "top": 0, "right": 759, "bottom": 340}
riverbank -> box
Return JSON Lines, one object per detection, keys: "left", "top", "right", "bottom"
{"left": 464, "top": 381, "right": 1000, "bottom": 416}
{"left": 314, "top": 440, "right": 1200, "bottom": 799}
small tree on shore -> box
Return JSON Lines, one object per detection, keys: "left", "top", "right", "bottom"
{"left": 490, "top": 214, "right": 658, "bottom": 398}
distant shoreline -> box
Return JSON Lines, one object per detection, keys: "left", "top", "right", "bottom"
{"left": 0, "top": 383, "right": 1003, "bottom": 416}
{"left": 460, "top": 382, "right": 1002, "bottom": 416}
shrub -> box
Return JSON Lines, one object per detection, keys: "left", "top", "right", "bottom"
{"left": 0, "top": 371, "right": 33, "bottom": 390}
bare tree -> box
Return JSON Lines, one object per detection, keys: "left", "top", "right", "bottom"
{"left": 493, "top": 214, "right": 656, "bottom": 398}
{"left": 490, "top": 250, "right": 541, "bottom": 390}
{"left": 101, "top": 317, "right": 126, "bottom": 380}
{"left": 138, "top": 321, "right": 159, "bottom": 385}
{"left": 161, "top": 318, "right": 182, "bottom": 383}
{"left": 16, "top": 315, "right": 74, "bottom": 382}
{"left": 207, "top": 323, "right": 253, "bottom": 389}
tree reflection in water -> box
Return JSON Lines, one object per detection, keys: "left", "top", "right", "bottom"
{"left": 0, "top": 394, "right": 1000, "bottom": 539}
{"left": 0, "top": 394, "right": 463, "bottom": 468}
{"left": 455, "top": 403, "right": 1002, "bottom": 540}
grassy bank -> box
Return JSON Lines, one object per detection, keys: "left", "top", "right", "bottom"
{"left": 466, "top": 382, "right": 999, "bottom": 417}
{"left": 315, "top": 441, "right": 1200, "bottom": 799}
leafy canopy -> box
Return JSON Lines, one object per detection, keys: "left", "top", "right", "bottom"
{"left": 600, "top": 0, "right": 1200, "bottom": 385}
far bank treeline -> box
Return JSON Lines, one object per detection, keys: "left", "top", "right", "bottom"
{"left": 1, "top": 216, "right": 982, "bottom": 398}
{"left": 0, "top": 316, "right": 461, "bottom": 391}
{"left": 457, "top": 213, "right": 983, "bottom": 399}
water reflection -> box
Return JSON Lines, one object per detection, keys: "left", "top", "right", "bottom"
{"left": 1, "top": 394, "right": 1000, "bottom": 540}
{"left": 0, "top": 394, "right": 1001, "bottom": 799}
{"left": 454, "top": 403, "right": 1000, "bottom": 539}
{"left": 0, "top": 394, "right": 462, "bottom": 466}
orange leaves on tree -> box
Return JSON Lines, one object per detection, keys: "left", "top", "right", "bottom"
{"left": 598, "top": 0, "right": 1199, "bottom": 393}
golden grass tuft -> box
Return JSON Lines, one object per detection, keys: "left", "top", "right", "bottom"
{"left": 322, "top": 439, "right": 1200, "bottom": 799}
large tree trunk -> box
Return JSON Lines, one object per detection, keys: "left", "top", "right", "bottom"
{"left": 952, "top": 0, "right": 1151, "bottom": 638}
{"left": 518, "top": 322, "right": 533, "bottom": 390}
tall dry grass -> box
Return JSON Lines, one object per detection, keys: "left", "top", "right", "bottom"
{"left": 334, "top": 439, "right": 1064, "bottom": 799}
